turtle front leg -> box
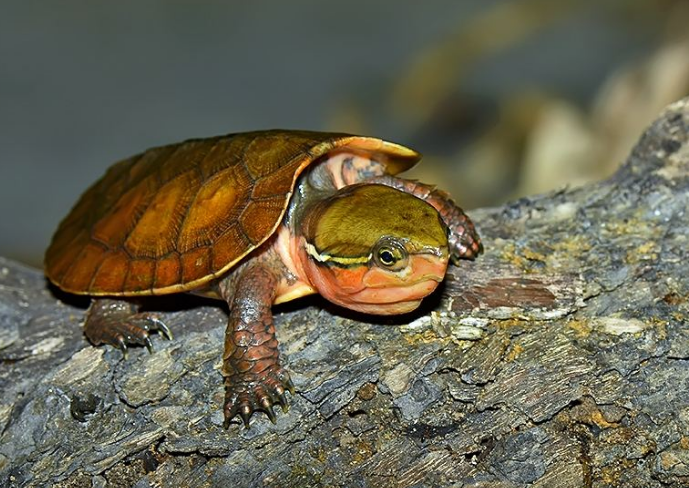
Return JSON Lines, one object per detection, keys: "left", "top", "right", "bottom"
{"left": 367, "top": 175, "right": 483, "bottom": 263}
{"left": 219, "top": 264, "right": 294, "bottom": 428}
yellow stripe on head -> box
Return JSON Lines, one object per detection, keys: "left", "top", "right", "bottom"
{"left": 305, "top": 242, "right": 371, "bottom": 267}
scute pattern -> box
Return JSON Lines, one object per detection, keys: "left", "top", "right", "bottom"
{"left": 45, "top": 130, "right": 420, "bottom": 296}
{"left": 177, "top": 165, "right": 252, "bottom": 252}
{"left": 124, "top": 170, "right": 200, "bottom": 257}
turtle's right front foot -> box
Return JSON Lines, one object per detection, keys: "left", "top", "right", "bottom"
{"left": 223, "top": 365, "right": 295, "bottom": 428}
{"left": 219, "top": 263, "right": 294, "bottom": 427}
{"left": 84, "top": 299, "right": 172, "bottom": 357}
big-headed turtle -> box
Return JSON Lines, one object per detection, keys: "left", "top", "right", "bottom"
{"left": 45, "top": 130, "right": 482, "bottom": 427}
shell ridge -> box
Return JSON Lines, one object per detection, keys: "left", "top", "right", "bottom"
{"left": 59, "top": 241, "right": 98, "bottom": 289}
{"left": 157, "top": 141, "right": 200, "bottom": 185}
{"left": 237, "top": 134, "right": 255, "bottom": 179}
{"left": 173, "top": 165, "right": 207, "bottom": 252}
{"left": 49, "top": 228, "right": 87, "bottom": 277}
{"left": 194, "top": 137, "right": 223, "bottom": 179}
{"left": 125, "top": 168, "right": 201, "bottom": 258}
{"left": 150, "top": 255, "right": 160, "bottom": 293}
{"left": 104, "top": 177, "right": 159, "bottom": 255}
{"left": 120, "top": 257, "right": 132, "bottom": 293}
{"left": 123, "top": 151, "right": 147, "bottom": 189}
{"left": 237, "top": 217, "right": 259, "bottom": 246}
{"left": 86, "top": 246, "right": 111, "bottom": 292}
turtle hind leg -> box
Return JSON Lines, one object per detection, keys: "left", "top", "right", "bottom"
{"left": 84, "top": 299, "right": 172, "bottom": 358}
{"left": 219, "top": 264, "right": 294, "bottom": 428}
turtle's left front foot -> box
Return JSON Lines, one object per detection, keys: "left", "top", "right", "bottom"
{"left": 365, "top": 175, "right": 483, "bottom": 263}
{"left": 442, "top": 203, "right": 483, "bottom": 264}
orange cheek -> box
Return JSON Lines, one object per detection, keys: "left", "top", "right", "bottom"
{"left": 362, "top": 267, "right": 400, "bottom": 288}
{"left": 416, "top": 254, "right": 449, "bottom": 280}
{"left": 330, "top": 267, "right": 369, "bottom": 293}
{"left": 304, "top": 259, "right": 368, "bottom": 302}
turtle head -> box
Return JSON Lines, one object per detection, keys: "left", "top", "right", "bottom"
{"left": 298, "top": 184, "right": 449, "bottom": 315}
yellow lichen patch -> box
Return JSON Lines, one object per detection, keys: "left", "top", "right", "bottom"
{"left": 568, "top": 319, "right": 592, "bottom": 338}
{"left": 521, "top": 247, "right": 548, "bottom": 263}
{"left": 498, "top": 242, "right": 534, "bottom": 271}
{"left": 672, "top": 312, "right": 686, "bottom": 322}
{"left": 402, "top": 329, "right": 445, "bottom": 346}
{"left": 546, "top": 235, "right": 593, "bottom": 268}
{"left": 625, "top": 240, "right": 659, "bottom": 264}
{"left": 494, "top": 318, "right": 531, "bottom": 329}
{"left": 658, "top": 451, "right": 682, "bottom": 471}
{"left": 599, "top": 460, "right": 636, "bottom": 486}
{"left": 505, "top": 342, "right": 524, "bottom": 362}
{"left": 308, "top": 446, "right": 329, "bottom": 465}
{"left": 350, "top": 439, "right": 376, "bottom": 465}
{"left": 499, "top": 235, "right": 593, "bottom": 272}
{"left": 551, "top": 234, "right": 593, "bottom": 252}
{"left": 651, "top": 318, "right": 668, "bottom": 340}
{"left": 603, "top": 426, "right": 635, "bottom": 444}
{"left": 679, "top": 436, "right": 689, "bottom": 450}
{"left": 600, "top": 217, "right": 655, "bottom": 238}
{"left": 590, "top": 410, "right": 620, "bottom": 429}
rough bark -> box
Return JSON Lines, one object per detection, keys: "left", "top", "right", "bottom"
{"left": 3, "top": 98, "right": 689, "bottom": 487}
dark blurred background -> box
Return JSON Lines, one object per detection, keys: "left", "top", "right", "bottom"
{"left": 2, "top": 0, "right": 688, "bottom": 267}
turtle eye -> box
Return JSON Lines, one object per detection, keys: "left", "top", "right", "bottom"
{"left": 373, "top": 239, "right": 408, "bottom": 270}
{"left": 378, "top": 248, "right": 397, "bottom": 266}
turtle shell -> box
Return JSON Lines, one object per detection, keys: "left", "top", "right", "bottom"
{"left": 45, "top": 130, "right": 420, "bottom": 296}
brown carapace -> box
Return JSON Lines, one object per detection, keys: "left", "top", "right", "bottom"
{"left": 45, "top": 130, "right": 482, "bottom": 427}
{"left": 45, "top": 131, "right": 420, "bottom": 295}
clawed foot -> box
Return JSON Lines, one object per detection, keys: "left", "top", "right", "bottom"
{"left": 84, "top": 299, "right": 172, "bottom": 358}
{"left": 223, "top": 366, "right": 295, "bottom": 428}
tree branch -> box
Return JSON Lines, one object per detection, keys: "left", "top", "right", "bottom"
{"left": 3, "top": 98, "right": 689, "bottom": 487}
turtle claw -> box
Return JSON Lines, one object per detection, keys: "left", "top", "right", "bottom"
{"left": 275, "top": 391, "right": 289, "bottom": 412}
{"left": 144, "top": 336, "right": 154, "bottom": 354}
{"left": 263, "top": 402, "right": 277, "bottom": 424}
{"left": 285, "top": 377, "right": 296, "bottom": 396}
{"left": 116, "top": 336, "right": 129, "bottom": 359}
{"left": 239, "top": 408, "right": 251, "bottom": 429}
{"left": 149, "top": 317, "right": 173, "bottom": 340}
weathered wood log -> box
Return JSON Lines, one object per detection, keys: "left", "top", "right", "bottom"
{"left": 2, "top": 98, "right": 689, "bottom": 487}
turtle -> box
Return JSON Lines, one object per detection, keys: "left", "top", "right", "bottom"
{"left": 45, "top": 130, "right": 482, "bottom": 427}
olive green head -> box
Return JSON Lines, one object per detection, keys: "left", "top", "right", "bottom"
{"left": 301, "top": 184, "right": 448, "bottom": 267}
